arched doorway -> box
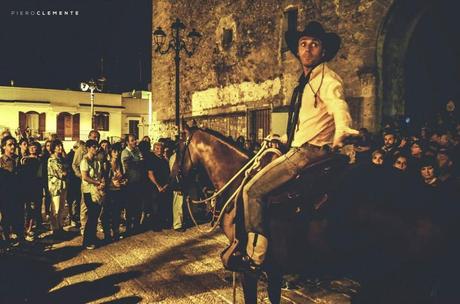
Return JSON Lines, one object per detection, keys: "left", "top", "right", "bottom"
{"left": 404, "top": 1, "right": 460, "bottom": 127}
{"left": 377, "top": 0, "right": 459, "bottom": 128}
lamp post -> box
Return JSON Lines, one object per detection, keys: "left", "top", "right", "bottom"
{"left": 80, "top": 77, "right": 105, "bottom": 129}
{"left": 153, "top": 18, "right": 202, "bottom": 137}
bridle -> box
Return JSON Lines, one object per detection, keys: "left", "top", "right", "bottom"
{"left": 175, "top": 130, "right": 196, "bottom": 190}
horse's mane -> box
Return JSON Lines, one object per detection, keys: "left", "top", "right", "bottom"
{"left": 191, "top": 126, "right": 250, "bottom": 157}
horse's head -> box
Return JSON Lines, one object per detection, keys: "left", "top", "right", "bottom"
{"left": 169, "top": 123, "right": 199, "bottom": 192}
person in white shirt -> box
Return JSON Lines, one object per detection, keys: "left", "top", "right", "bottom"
{"left": 241, "top": 21, "right": 359, "bottom": 271}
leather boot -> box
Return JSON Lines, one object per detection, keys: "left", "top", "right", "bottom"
{"left": 246, "top": 232, "right": 268, "bottom": 266}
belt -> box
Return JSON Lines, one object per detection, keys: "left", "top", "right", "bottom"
{"left": 299, "top": 142, "right": 331, "bottom": 151}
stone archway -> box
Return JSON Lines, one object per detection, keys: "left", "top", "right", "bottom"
{"left": 376, "top": 0, "right": 432, "bottom": 125}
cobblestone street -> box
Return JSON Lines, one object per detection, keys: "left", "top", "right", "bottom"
{"left": 0, "top": 225, "right": 358, "bottom": 303}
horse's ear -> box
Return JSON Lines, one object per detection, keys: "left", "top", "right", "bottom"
{"left": 182, "top": 118, "right": 190, "bottom": 131}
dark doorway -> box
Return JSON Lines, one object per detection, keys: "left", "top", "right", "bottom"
{"left": 404, "top": 0, "right": 460, "bottom": 127}
{"left": 129, "top": 120, "right": 139, "bottom": 139}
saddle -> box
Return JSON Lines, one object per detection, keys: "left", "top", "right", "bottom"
{"left": 267, "top": 153, "right": 349, "bottom": 214}
{"left": 221, "top": 150, "right": 349, "bottom": 271}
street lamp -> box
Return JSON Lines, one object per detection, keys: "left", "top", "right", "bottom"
{"left": 80, "top": 77, "right": 106, "bottom": 129}
{"left": 153, "top": 17, "right": 202, "bottom": 136}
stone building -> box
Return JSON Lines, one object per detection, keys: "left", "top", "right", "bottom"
{"left": 151, "top": 0, "right": 458, "bottom": 141}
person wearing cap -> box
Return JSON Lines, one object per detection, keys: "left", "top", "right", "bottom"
{"left": 241, "top": 21, "right": 358, "bottom": 271}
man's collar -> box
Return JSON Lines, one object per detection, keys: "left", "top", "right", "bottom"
{"left": 309, "top": 63, "right": 326, "bottom": 80}
{"left": 298, "top": 63, "right": 326, "bottom": 85}
{"left": 1, "top": 153, "right": 14, "bottom": 160}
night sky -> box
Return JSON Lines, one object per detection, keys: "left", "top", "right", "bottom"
{"left": 1, "top": 0, "right": 459, "bottom": 121}
{"left": 0, "top": 0, "right": 151, "bottom": 93}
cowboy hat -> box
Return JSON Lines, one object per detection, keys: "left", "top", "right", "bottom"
{"left": 285, "top": 21, "right": 341, "bottom": 62}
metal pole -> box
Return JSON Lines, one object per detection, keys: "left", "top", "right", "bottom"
{"left": 174, "top": 26, "right": 181, "bottom": 137}
{"left": 90, "top": 87, "right": 95, "bottom": 130}
{"left": 148, "top": 92, "right": 152, "bottom": 137}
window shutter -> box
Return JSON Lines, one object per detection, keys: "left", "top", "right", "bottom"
{"left": 56, "top": 113, "right": 65, "bottom": 140}
{"left": 19, "top": 111, "right": 26, "bottom": 131}
{"left": 72, "top": 113, "right": 80, "bottom": 141}
{"left": 39, "top": 113, "right": 46, "bottom": 138}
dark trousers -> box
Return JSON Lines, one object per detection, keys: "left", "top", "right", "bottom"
{"left": 82, "top": 193, "right": 102, "bottom": 246}
{"left": 67, "top": 181, "right": 82, "bottom": 223}
{"left": 158, "top": 191, "right": 172, "bottom": 229}
{"left": 101, "top": 190, "right": 123, "bottom": 239}
{"left": 125, "top": 184, "right": 144, "bottom": 234}
{"left": 10, "top": 192, "right": 24, "bottom": 238}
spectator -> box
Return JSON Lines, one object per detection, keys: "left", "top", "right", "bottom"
{"left": 371, "top": 149, "right": 384, "bottom": 166}
{"left": 436, "top": 149, "right": 455, "bottom": 182}
{"left": 18, "top": 138, "right": 29, "bottom": 158}
{"left": 142, "top": 136, "right": 151, "bottom": 144}
{"left": 101, "top": 143, "right": 126, "bottom": 242}
{"left": 66, "top": 140, "right": 84, "bottom": 227}
{"left": 72, "top": 130, "right": 100, "bottom": 235}
{"left": 138, "top": 140, "right": 155, "bottom": 230}
{"left": 20, "top": 141, "right": 42, "bottom": 240}
{"left": 393, "top": 154, "right": 408, "bottom": 172}
{"left": 381, "top": 130, "right": 399, "bottom": 164}
{"left": 80, "top": 139, "right": 104, "bottom": 250}
{"left": 121, "top": 134, "right": 144, "bottom": 235}
{"left": 47, "top": 139, "right": 68, "bottom": 237}
{"left": 41, "top": 139, "right": 52, "bottom": 222}
{"left": 354, "top": 127, "right": 373, "bottom": 163}
{"left": 100, "top": 139, "right": 111, "bottom": 160}
{"left": 0, "top": 136, "right": 22, "bottom": 246}
{"left": 169, "top": 152, "right": 185, "bottom": 232}
{"left": 147, "top": 142, "right": 171, "bottom": 229}
{"left": 419, "top": 157, "right": 439, "bottom": 187}
{"left": 236, "top": 136, "right": 246, "bottom": 150}
{"left": 0, "top": 129, "right": 12, "bottom": 140}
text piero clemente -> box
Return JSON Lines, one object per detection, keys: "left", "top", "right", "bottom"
{"left": 10, "top": 10, "right": 80, "bottom": 16}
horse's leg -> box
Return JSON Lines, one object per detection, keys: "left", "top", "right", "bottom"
{"left": 240, "top": 272, "right": 258, "bottom": 304}
{"left": 266, "top": 269, "right": 282, "bottom": 304}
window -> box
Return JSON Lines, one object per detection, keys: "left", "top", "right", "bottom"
{"left": 222, "top": 28, "right": 233, "bottom": 50}
{"left": 57, "top": 112, "right": 72, "bottom": 139}
{"left": 282, "top": 8, "right": 298, "bottom": 51}
{"left": 93, "top": 112, "right": 109, "bottom": 131}
{"left": 25, "top": 112, "right": 39, "bottom": 131}
{"left": 19, "top": 111, "right": 46, "bottom": 138}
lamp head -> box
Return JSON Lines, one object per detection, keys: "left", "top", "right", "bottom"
{"left": 153, "top": 27, "right": 167, "bottom": 48}
{"left": 80, "top": 82, "right": 89, "bottom": 91}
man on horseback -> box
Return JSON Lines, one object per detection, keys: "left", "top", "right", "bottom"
{"left": 241, "top": 21, "right": 359, "bottom": 272}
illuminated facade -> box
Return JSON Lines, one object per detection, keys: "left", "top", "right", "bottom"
{"left": 0, "top": 86, "right": 152, "bottom": 145}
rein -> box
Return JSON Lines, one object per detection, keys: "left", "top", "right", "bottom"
{"left": 182, "top": 136, "right": 282, "bottom": 233}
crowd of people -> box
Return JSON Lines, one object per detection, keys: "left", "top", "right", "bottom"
{"left": 0, "top": 129, "right": 185, "bottom": 251}
{"left": 1, "top": 114, "right": 459, "bottom": 252}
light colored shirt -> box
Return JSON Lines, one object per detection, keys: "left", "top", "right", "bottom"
{"left": 80, "top": 156, "right": 102, "bottom": 193}
{"left": 72, "top": 146, "right": 86, "bottom": 178}
{"left": 48, "top": 155, "right": 67, "bottom": 196}
{"left": 291, "top": 63, "right": 353, "bottom": 148}
{"left": 121, "top": 146, "right": 143, "bottom": 184}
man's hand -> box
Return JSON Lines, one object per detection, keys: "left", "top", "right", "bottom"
{"left": 333, "top": 127, "right": 360, "bottom": 149}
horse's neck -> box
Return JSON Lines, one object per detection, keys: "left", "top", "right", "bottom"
{"left": 193, "top": 133, "right": 248, "bottom": 189}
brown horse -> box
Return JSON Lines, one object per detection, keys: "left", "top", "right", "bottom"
{"left": 171, "top": 125, "right": 459, "bottom": 303}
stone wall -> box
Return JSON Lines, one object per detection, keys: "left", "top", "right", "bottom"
{"left": 152, "top": 0, "right": 404, "bottom": 137}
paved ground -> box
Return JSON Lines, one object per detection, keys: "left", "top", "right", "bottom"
{"left": 0, "top": 225, "right": 358, "bottom": 303}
